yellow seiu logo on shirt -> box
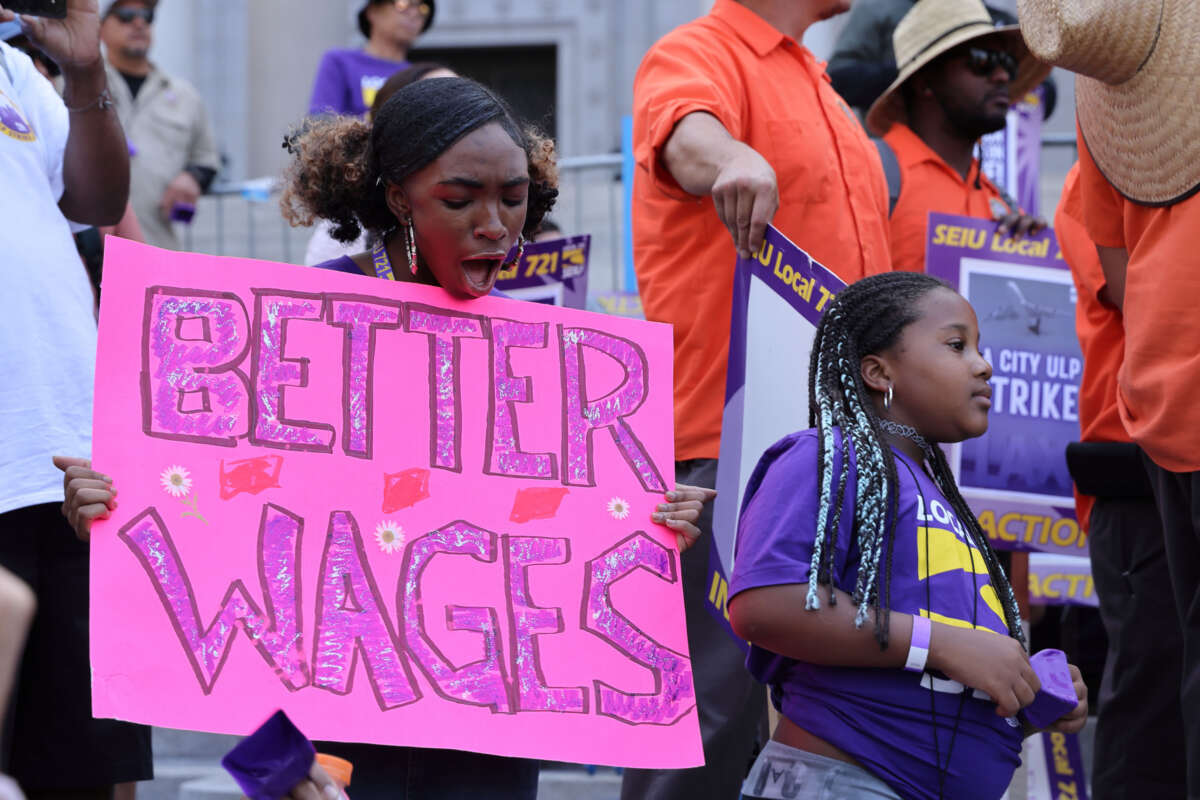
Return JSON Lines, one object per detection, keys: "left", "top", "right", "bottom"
{"left": 915, "top": 494, "right": 1006, "bottom": 630}
{"left": 361, "top": 75, "right": 386, "bottom": 110}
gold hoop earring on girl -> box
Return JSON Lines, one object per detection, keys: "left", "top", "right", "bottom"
{"left": 404, "top": 216, "right": 418, "bottom": 275}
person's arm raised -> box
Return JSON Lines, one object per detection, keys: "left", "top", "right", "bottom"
{"left": 661, "top": 111, "right": 778, "bottom": 260}
{"left": 729, "top": 583, "right": 1041, "bottom": 718}
{"left": 0, "top": 0, "right": 130, "bottom": 225}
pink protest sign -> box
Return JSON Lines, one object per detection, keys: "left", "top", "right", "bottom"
{"left": 90, "top": 238, "right": 700, "bottom": 768}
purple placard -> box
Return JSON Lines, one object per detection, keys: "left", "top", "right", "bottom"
{"left": 1039, "top": 731, "right": 1091, "bottom": 800}
{"left": 1029, "top": 554, "right": 1097, "bottom": 608}
{"left": 971, "top": 498, "right": 1085, "bottom": 559}
{"left": 1014, "top": 88, "right": 1045, "bottom": 217}
{"left": 925, "top": 214, "right": 1080, "bottom": 493}
{"left": 925, "top": 212, "right": 1089, "bottom": 606}
{"left": 589, "top": 291, "right": 644, "bottom": 319}
{"left": 980, "top": 90, "right": 1044, "bottom": 217}
{"left": 708, "top": 226, "right": 845, "bottom": 635}
{"left": 494, "top": 234, "right": 590, "bottom": 309}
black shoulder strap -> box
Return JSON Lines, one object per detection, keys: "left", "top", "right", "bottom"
{"left": 873, "top": 137, "right": 902, "bottom": 218}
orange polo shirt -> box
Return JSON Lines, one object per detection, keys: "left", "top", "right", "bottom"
{"left": 632, "top": 0, "right": 891, "bottom": 461}
{"left": 884, "top": 123, "right": 1006, "bottom": 273}
{"left": 1076, "top": 128, "right": 1200, "bottom": 473}
{"left": 1056, "top": 163, "right": 1128, "bottom": 531}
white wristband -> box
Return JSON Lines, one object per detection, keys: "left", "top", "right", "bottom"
{"left": 905, "top": 615, "right": 931, "bottom": 673}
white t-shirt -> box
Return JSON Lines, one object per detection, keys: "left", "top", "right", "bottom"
{"left": 0, "top": 42, "right": 98, "bottom": 515}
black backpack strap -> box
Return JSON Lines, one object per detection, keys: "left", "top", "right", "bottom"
{"left": 873, "top": 137, "right": 902, "bottom": 217}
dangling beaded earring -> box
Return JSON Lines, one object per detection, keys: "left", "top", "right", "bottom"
{"left": 503, "top": 235, "right": 526, "bottom": 269}
{"left": 404, "top": 215, "right": 418, "bottom": 275}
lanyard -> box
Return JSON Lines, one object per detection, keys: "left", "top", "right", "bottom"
{"left": 371, "top": 238, "right": 395, "bottom": 281}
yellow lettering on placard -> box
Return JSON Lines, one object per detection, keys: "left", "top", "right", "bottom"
{"left": 983, "top": 509, "right": 1084, "bottom": 551}
{"left": 933, "top": 225, "right": 986, "bottom": 249}
{"left": 708, "top": 569, "right": 730, "bottom": 620}
{"left": 990, "top": 233, "right": 1051, "bottom": 258}
{"left": 977, "top": 510, "right": 997, "bottom": 540}
{"left": 1057, "top": 782, "right": 1080, "bottom": 800}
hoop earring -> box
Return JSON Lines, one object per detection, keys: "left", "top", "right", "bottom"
{"left": 503, "top": 235, "right": 526, "bottom": 268}
{"left": 404, "top": 215, "right": 418, "bottom": 275}
{"left": 884, "top": 384, "right": 894, "bottom": 411}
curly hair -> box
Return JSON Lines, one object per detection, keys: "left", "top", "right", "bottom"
{"left": 280, "top": 77, "right": 559, "bottom": 246}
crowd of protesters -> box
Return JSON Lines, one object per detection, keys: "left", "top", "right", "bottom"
{"left": 0, "top": 0, "right": 1195, "bottom": 798}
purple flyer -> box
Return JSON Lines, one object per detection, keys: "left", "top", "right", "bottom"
{"left": 494, "top": 234, "right": 590, "bottom": 309}
{"left": 709, "top": 225, "right": 846, "bottom": 635}
{"left": 925, "top": 212, "right": 1091, "bottom": 604}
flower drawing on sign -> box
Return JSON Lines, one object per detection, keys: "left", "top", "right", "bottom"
{"left": 159, "top": 464, "right": 207, "bottom": 525}
{"left": 607, "top": 497, "right": 631, "bottom": 521}
{"left": 375, "top": 521, "right": 405, "bottom": 554}
{"left": 160, "top": 465, "right": 192, "bottom": 497}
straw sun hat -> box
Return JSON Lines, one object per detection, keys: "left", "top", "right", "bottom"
{"left": 1018, "top": 0, "right": 1200, "bottom": 206}
{"left": 867, "top": 0, "right": 1050, "bottom": 136}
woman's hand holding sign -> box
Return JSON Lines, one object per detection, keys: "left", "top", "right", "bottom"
{"left": 53, "top": 456, "right": 116, "bottom": 542}
{"left": 653, "top": 484, "right": 717, "bottom": 552}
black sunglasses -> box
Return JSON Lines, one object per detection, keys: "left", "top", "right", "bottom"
{"left": 961, "top": 46, "right": 1018, "bottom": 78}
{"left": 112, "top": 7, "right": 154, "bottom": 24}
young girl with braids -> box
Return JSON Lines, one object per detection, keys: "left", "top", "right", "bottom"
{"left": 729, "top": 272, "right": 1087, "bottom": 800}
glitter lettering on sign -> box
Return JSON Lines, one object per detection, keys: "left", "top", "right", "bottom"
{"left": 142, "top": 289, "right": 251, "bottom": 445}
{"left": 583, "top": 533, "right": 694, "bottom": 725}
{"left": 560, "top": 327, "right": 666, "bottom": 492}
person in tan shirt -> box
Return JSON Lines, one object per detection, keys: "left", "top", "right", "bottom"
{"left": 101, "top": 0, "right": 220, "bottom": 250}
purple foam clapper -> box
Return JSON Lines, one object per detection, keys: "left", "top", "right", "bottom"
{"left": 1021, "top": 649, "right": 1079, "bottom": 729}
{"left": 220, "top": 709, "right": 315, "bottom": 800}
{"left": 170, "top": 202, "right": 196, "bottom": 223}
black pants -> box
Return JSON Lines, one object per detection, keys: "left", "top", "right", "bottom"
{"left": 1141, "top": 455, "right": 1200, "bottom": 800}
{"left": 1088, "top": 495, "right": 1187, "bottom": 799}
{"left": 310, "top": 741, "right": 538, "bottom": 800}
{"left": 0, "top": 504, "right": 152, "bottom": 791}
{"left": 621, "top": 459, "right": 766, "bottom": 800}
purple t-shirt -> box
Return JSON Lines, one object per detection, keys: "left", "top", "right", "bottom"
{"left": 308, "top": 49, "right": 408, "bottom": 117}
{"left": 730, "top": 429, "right": 1023, "bottom": 800}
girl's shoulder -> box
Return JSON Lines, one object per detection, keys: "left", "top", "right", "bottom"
{"left": 740, "top": 428, "right": 854, "bottom": 515}
{"left": 756, "top": 427, "right": 853, "bottom": 472}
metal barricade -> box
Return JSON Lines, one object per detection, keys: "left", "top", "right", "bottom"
{"left": 180, "top": 153, "right": 627, "bottom": 293}
{"left": 178, "top": 136, "right": 1079, "bottom": 292}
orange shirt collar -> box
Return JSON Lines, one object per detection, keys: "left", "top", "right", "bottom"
{"left": 710, "top": 0, "right": 791, "bottom": 57}
{"left": 888, "top": 122, "right": 997, "bottom": 192}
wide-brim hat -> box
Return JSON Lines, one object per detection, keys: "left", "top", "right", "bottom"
{"left": 358, "top": 0, "right": 436, "bottom": 40}
{"left": 866, "top": 0, "right": 1050, "bottom": 136}
{"left": 1018, "top": 0, "right": 1199, "bottom": 206}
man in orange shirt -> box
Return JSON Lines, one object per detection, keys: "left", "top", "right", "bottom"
{"left": 629, "top": 1, "right": 890, "bottom": 797}
{"left": 1023, "top": 1, "right": 1200, "bottom": 794}
{"left": 1057, "top": 164, "right": 1185, "bottom": 799}
{"left": 864, "top": 0, "right": 1047, "bottom": 272}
